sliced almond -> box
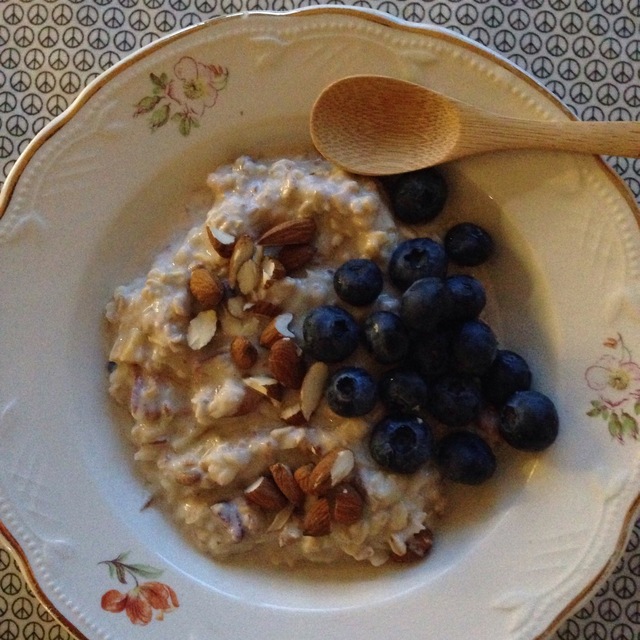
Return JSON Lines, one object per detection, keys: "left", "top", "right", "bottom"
{"left": 293, "top": 463, "right": 315, "bottom": 495}
{"left": 266, "top": 503, "right": 295, "bottom": 532}
{"left": 236, "top": 258, "right": 260, "bottom": 295}
{"left": 390, "top": 528, "right": 434, "bottom": 563}
{"left": 245, "top": 300, "right": 283, "bottom": 318}
{"left": 302, "top": 497, "right": 331, "bottom": 536}
{"left": 244, "top": 476, "right": 289, "bottom": 511}
{"left": 280, "top": 402, "right": 307, "bottom": 426}
{"left": 307, "top": 448, "right": 355, "bottom": 496}
{"left": 257, "top": 218, "right": 317, "bottom": 246}
{"left": 230, "top": 336, "right": 258, "bottom": 370}
{"left": 242, "top": 375, "right": 283, "bottom": 404}
{"left": 226, "top": 296, "right": 246, "bottom": 319}
{"left": 277, "top": 244, "right": 317, "bottom": 272}
{"left": 259, "top": 312, "right": 295, "bottom": 348}
{"left": 206, "top": 226, "right": 236, "bottom": 259}
{"left": 270, "top": 462, "right": 305, "bottom": 506}
{"left": 228, "top": 234, "right": 255, "bottom": 286}
{"left": 189, "top": 267, "right": 224, "bottom": 309}
{"left": 261, "top": 256, "right": 287, "bottom": 288}
{"left": 268, "top": 338, "right": 305, "bottom": 389}
{"left": 330, "top": 483, "right": 363, "bottom": 525}
{"left": 187, "top": 309, "right": 218, "bottom": 350}
{"left": 300, "top": 361, "right": 329, "bottom": 420}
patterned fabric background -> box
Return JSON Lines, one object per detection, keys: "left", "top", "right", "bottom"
{"left": 0, "top": 1, "right": 639, "bottom": 639}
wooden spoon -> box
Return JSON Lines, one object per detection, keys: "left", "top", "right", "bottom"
{"left": 310, "top": 75, "right": 640, "bottom": 175}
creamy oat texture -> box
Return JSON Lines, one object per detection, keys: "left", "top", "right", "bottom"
{"left": 106, "top": 155, "right": 445, "bottom": 566}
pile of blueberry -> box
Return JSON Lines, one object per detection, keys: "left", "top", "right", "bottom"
{"left": 302, "top": 168, "right": 559, "bottom": 486}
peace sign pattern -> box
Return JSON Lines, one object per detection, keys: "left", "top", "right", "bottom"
{"left": 0, "top": 0, "right": 640, "bottom": 638}
{"left": 0, "top": 539, "right": 73, "bottom": 640}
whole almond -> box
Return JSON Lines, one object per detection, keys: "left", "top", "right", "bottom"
{"left": 293, "top": 463, "right": 315, "bottom": 495}
{"left": 330, "top": 483, "right": 363, "bottom": 525}
{"left": 189, "top": 267, "right": 224, "bottom": 309}
{"left": 230, "top": 336, "right": 258, "bottom": 370}
{"left": 390, "top": 528, "right": 434, "bottom": 563}
{"left": 244, "top": 476, "right": 289, "bottom": 511}
{"left": 307, "top": 449, "right": 355, "bottom": 496}
{"left": 259, "top": 312, "right": 295, "bottom": 348}
{"left": 206, "top": 226, "right": 236, "bottom": 259}
{"left": 268, "top": 338, "right": 305, "bottom": 389}
{"left": 270, "top": 462, "right": 305, "bottom": 506}
{"left": 277, "top": 244, "right": 317, "bottom": 272}
{"left": 257, "top": 218, "right": 317, "bottom": 246}
{"left": 302, "top": 497, "right": 331, "bottom": 536}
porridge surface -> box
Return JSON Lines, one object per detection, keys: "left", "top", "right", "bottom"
{"left": 106, "top": 155, "right": 448, "bottom": 566}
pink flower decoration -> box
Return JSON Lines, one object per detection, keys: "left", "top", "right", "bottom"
{"left": 101, "top": 582, "right": 179, "bottom": 626}
{"left": 586, "top": 353, "right": 640, "bottom": 409}
{"left": 167, "top": 56, "right": 229, "bottom": 117}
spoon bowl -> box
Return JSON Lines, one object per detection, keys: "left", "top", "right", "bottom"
{"left": 310, "top": 75, "right": 640, "bottom": 175}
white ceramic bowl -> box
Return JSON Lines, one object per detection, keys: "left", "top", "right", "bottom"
{"left": 1, "top": 7, "right": 640, "bottom": 640}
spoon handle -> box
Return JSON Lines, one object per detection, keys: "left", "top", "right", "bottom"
{"left": 463, "top": 115, "right": 640, "bottom": 158}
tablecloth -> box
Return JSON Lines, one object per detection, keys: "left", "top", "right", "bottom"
{"left": 0, "top": 1, "right": 639, "bottom": 638}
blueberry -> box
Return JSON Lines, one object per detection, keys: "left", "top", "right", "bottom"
{"left": 444, "top": 222, "right": 494, "bottom": 267}
{"left": 383, "top": 168, "right": 448, "bottom": 224}
{"left": 481, "top": 349, "right": 532, "bottom": 406}
{"left": 302, "top": 305, "right": 359, "bottom": 363}
{"left": 445, "top": 274, "right": 487, "bottom": 321}
{"left": 326, "top": 366, "right": 377, "bottom": 417}
{"left": 369, "top": 415, "right": 434, "bottom": 474}
{"left": 333, "top": 259, "right": 384, "bottom": 306}
{"left": 428, "top": 374, "right": 482, "bottom": 427}
{"left": 436, "top": 431, "right": 497, "bottom": 485}
{"left": 362, "top": 311, "right": 410, "bottom": 364}
{"left": 451, "top": 319, "right": 498, "bottom": 376}
{"left": 379, "top": 368, "right": 429, "bottom": 415}
{"left": 499, "top": 390, "right": 559, "bottom": 451}
{"left": 400, "top": 277, "right": 452, "bottom": 333}
{"left": 412, "top": 328, "right": 452, "bottom": 379}
{"left": 388, "top": 238, "right": 448, "bottom": 291}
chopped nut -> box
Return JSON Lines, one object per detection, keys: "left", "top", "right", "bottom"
{"left": 280, "top": 402, "right": 307, "bottom": 426}
{"left": 228, "top": 234, "right": 255, "bottom": 286}
{"left": 230, "top": 336, "right": 258, "bottom": 370}
{"left": 245, "top": 300, "right": 283, "bottom": 318}
{"left": 267, "top": 503, "right": 295, "bottom": 532}
{"left": 187, "top": 309, "right": 218, "bottom": 350}
{"left": 330, "top": 483, "right": 363, "bottom": 525}
{"left": 293, "top": 463, "right": 315, "bottom": 495}
{"left": 259, "top": 312, "right": 295, "bottom": 348}
{"left": 390, "top": 528, "right": 434, "bottom": 563}
{"left": 270, "top": 462, "right": 305, "bottom": 506}
{"left": 300, "top": 361, "right": 329, "bottom": 420}
{"left": 226, "top": 296, "right": 246, "bottom": 319}
{"left": 175, "top": 468, "right": 203, "bottom": 486}
{"left": 261, "top": 256, "right": 287, "bottom": 288}
{"left": 242, "top": 375, "right": 283, "bottom": 403}
{"left": 244, "top": 476, "right": 289, "bottom": 511}
{"left": 257, "top": 217, "right": 317, "bottom": 246}
{"left": 307, "top": 449, "right": 355, "bottom": 496}
{"left": 206, "top": 226, "right": 236, "bottom": 259}
{"left": 189, "top": 267, "right": 224, "bottom": 309}
{"left": 302, "top": 497, "right": 331, "bottom": 536}
{"left": 268, "top": 338, "right": 305, "bottom": 389}
{"left": 277, "top": 244, "right": 317, "bottom": 272}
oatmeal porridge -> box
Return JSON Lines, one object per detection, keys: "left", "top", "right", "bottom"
{"left": 105, "top": 154, "right": 557, "bottom": 566}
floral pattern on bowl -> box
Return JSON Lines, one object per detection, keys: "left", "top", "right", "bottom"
{"left": 134, "top": 56, "right": 228, "bottom": 135}
{"left": 99, "top": 553, "right": 179, "bottom": 626}
{"left": 586, "top": 334, "right": 640, "bottom": 442}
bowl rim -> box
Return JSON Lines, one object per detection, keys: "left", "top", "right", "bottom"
{"left": 1, "top": 6, "right": 639, "bottom": 640}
